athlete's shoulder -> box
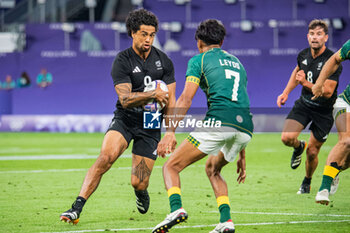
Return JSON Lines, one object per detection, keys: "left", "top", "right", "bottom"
{"left": 298, "top": 48, "right": 310, "bottom": 57}
{"left": 152, "top": 46, "right": 171, "bottom": 61}
{"left": 188, "top": 52, "right": 204, "bottom": 64}
{"left": 323, "top": 47, "right": 335, "bottom": 58}
{"left": 115, "top": 47, "right": 132, "bottom": 61}
{"left": 340, "top": 39, "right": 350, "bottom": 60}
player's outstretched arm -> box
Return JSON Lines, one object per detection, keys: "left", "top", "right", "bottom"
{"left": 157, "top": 81, "right": 199, "bottom": 157}
{"left": 157, "top": 83, "right": 177, "bottom": 158}
{"left": 277, "top": 65, "right": 300, "bottom": 108}
{"left": 115, "top": 83, "right": 169, "bottom": 108}
{"left": 312, "top": 50, "right": 342, "bottom": 99}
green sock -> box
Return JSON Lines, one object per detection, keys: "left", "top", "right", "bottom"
{"left": 319, "top": 175, "right": 333, "bottom": 192}
{"left": 319, "top": 163, "right": 341, "bottom": 192}
{"left": 219, "top": 204, "right": 231, "bottom": 223}
{"left": 169, "top": 194, "right": 182, "bottom": 212}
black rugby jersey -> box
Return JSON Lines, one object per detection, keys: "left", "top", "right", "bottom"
{"left": 297, "top": 47, "right": 342, "bottom": 109}
{"left": 111, "top": 46, "right": 175, "bottom": 115}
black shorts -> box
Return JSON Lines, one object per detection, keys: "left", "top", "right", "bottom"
{"left": 287, "top": 99, "right": 334, "bottom": 142}
{"left": 107, "top": 110, "right": 160, "bottom": 160}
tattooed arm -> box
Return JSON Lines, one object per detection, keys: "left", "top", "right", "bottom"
{"left": 115, "top": 83, "right": 169, "bottom": 109}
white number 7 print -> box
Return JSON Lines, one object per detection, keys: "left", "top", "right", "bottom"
{"left": 225, "top": 69, "right": 240, "bottom": 101}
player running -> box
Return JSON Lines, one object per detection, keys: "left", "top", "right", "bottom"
{"left": 153, "top": 19, "right": 253, "bottom": 233}
{"left": 59, "top": 9, "right": 176, "bottom": 224}
{"left": 277, "top": 19, "right": 342, "bottom": 194}
{"left": 312, "top": 39, "right": 350, "bottom": 205}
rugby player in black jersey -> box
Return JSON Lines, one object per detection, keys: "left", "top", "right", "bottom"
{"left": 60, "top": 9, "right": 176, "bottom": 224}
{"left": 277, "top": 19, "right": 342, "bottom": 194}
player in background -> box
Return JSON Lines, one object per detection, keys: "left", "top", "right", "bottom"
{"left": 153, "top": 19, "right": 253, "bottom": 233}
{"left": 312, "top": 39, "right": 350, "bottom": 205}
{"left": 277, "top": 19, "right": 342, "bottom": 194}
{"left": 60, "top": 9, "right": 176, "bottom": 224}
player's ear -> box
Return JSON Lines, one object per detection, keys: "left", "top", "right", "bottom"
{"left": 131, "top": 30, "right": 137, "bottom": 39}
{"left": 324, "top": 34, "right": 329, "bottom": 43}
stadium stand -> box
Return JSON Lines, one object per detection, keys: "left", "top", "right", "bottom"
{"left": 0, "top": 0, "right": 349, "bottom": 132}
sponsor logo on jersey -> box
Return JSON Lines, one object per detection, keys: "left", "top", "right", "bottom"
{"left": 133, "top": 66, "right": 142, "bottom": 73}
{"left": 143, "top": 111, "right": 161, "bottom": 129}
{"left": 317, "top": 62, "right": 323, "bottom": 70}
{"left": 302, "top": 59, "right": 307, "bottom": 65}
{"left": 155, "top": 60, "right": 162, "bottom": 70}
{"left": 236, "top": 115, "right": 243, "bottom": 123}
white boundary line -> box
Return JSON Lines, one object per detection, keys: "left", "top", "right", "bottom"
{"left": 207, "top": 210, "right": 350, "bottom": 218}
{"left": 0, "top": 154, "right": 133, "bottom": 160}
{"left": 0, "top": 165, "right": 205, "bottom": 174}
{"left": 42, "top": 219, "right": 350, "bottom": 233}
{"left": 0, "top": 166, "right": 161, "bottom": 174}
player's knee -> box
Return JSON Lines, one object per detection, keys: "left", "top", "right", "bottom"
{"left": 205, "top": 159, "right": 219, "bottom": 178}
{"left": 163, "top": 159, "right": 182, "bottom": 173}
{"left": 306, "top": 146, "right": 319, "bottom": 160}
{"left": 94, "top": 153, "right": 114, "bottom": 173}
{"left": 281, "top": 133, "right": 295, "bottom": 146}
{"left": 340, "top": 138, "right": 350, "bottom": 152}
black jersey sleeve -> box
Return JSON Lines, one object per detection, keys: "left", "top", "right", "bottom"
{"left": 111, "top": 53, "right": 131, "bottom": 86}
{"left": 296, "top": 49, "right": 305, "bottom": 68}
{"left": 161, "top": 55, "right": 176, "bottom": 85}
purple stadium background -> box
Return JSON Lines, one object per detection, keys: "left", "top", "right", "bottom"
{"left": 0, "top": 0, "right": 349, "bottom": 132}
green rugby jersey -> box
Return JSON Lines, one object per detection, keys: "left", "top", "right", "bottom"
{"left": 339, "top": 39, "right": 350, "bottom": 104}
{"left": 186, "top": 48, "right": 253, "bottom": 136}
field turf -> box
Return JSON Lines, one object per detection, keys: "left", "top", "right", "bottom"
{"left": 0, "top": 132, "right": 349, "bottom": 233}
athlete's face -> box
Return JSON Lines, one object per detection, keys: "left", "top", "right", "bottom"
{"left": 307, "top": 26, "right": 328, "bottom": 50}
{"left": 132, "top": 25, "right": 156, "bottom": 54}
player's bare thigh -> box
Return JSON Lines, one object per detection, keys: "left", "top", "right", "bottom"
{"left": 99, "top": 130, "right": 128, "bottom": 164}
{"left": 165, "top": 139, "right": 207, "bottom": 173}
{"left": 335, "top": 112, "right": 350, "bottom": 141}
{"left": 281, "top": 119, "right": 304, "bottom": 143}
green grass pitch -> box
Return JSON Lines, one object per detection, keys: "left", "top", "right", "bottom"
{"left": 0, "top": 132, "right": 349, "bottom": 233}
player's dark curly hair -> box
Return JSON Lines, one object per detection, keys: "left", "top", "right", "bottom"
{"left": 195, "top": 19, "right": 226, "bottom": 45}
{"left": 309, "top": 19, "right": 328, "bottom": 35}
{"left": 125, "top": 9, "right": 158, "bottom": 37}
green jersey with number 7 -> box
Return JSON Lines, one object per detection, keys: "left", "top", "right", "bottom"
{"left": 186, "top": 47, "right": 253, "bottom": 136}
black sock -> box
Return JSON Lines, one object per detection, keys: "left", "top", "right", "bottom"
{"left": 72, "top": 196, "right": 86, "bottom": 212}
{"left": 302, "top": 177, "right": 311, "bottom": 185}
{"left": 330, "top": 162, "right": 342, "bottom": 171}
{"left": 135, "top": 189, "right": 148, "bottom": 198}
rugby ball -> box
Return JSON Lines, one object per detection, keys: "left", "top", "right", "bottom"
{"left": 143, "top": 80, "right": 168, "bottom": 111}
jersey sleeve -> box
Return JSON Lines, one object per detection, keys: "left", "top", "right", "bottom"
{"left": 185, "top": 55, "right": 201, "bottom": 85}
{"left": 162, "top": 56, "right": 176, "bottom": 85}
{"left": 296, "top": 51, "right": 302, "bottom": 68}
{"left": 340, "top": 39, "right": 350, "bottom": 61}
{"left": 110, "top": 53, "right": 131, "bottom": 86}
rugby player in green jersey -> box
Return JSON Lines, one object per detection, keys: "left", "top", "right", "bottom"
{"left": 153, "top": 19, "right": 253, "bottom": 233}
{"left": 312, "top": 39, "right": 350, "bottom": 205}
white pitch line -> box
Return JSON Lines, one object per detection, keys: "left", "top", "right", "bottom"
{"left": 207, "top": 210, "right": 350, "bottom": 218}
{"left": 0, "top": 154, "right": 133, "bottom": 161}
{"left": 42, "top": 219, "right": 350, "bottom": 233}
{"left": 0, "top": 165, "right": 205, "bottom": 174}
{"left": 0, "top": 155, "right": 97, "bottom": 160}
{"left": 0, "top": 166, "right": 163, "bottom": 174}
